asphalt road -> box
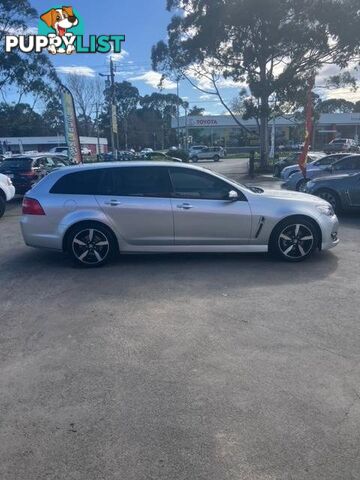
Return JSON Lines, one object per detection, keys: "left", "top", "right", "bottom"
{"left": 1, "top": 158, "right": 360, "bottom": 480}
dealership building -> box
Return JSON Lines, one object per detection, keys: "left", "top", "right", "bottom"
{"left": 0, "top": 136, "right": 108, "bottom": 155}
{"left": 172, "top": 113, "right": 360, "bottom": 149}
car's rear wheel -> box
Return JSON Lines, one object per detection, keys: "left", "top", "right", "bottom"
{"left": 270, "top": 218, "right": 319, "bottom": 262}
{"left": 315, "top": 189, "right": 341, "bottom": 212}
{"left": 296, "top": 178, "right": 308, "bottom": 192}
{"left": 214, "top": 155, "right": 220, "bottom": 162}
{"left": 0, "top": 195, "right": 5, "bottom": 218}
{"left": 67, "top": 223, "right": 116, "bottom": 267}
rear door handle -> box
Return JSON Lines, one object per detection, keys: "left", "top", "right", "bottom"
{"left": 177, "top": 203, "right": 194, "bottom": 210}
{"left": 105, "top": 200, "right": 122, "bottom": 206}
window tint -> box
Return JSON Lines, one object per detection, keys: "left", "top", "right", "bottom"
{"left": 169, "top": 168, "right": 237, "bottom": 200}
{"left": 334, "top": 156, "right": 360, "bottom": 171}
{"left": 50, "top": 169, "right": 103, "bottom": 194}
{"left": 0, "top": 158, "right": 33, "bottom": 169}
{"left": 100, "top": 167, "right": 172, "bottom": 197}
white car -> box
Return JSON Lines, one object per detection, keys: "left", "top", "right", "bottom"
{"left": 190, "top": 146, "right": 224, "bottom": 162}
{"left": 0, "top": 173, "right": 15, "bottom": 218}
{"left": 50, "top": 146, "right": 69, "bottom": 155}
{"left": 81, "top": 147, "right": 92, "bottom": 156}
{"left": 141, "top": 148, "right": 154, "bottom": 154}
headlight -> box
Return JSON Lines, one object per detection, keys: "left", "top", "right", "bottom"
{"left": 316, "top": 204, "right": 335, "bottom": 217}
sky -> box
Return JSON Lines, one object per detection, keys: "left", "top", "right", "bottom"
{"left": 28, "top": 0, "right": 235, "bottom": 114}
{"left": 13, "top": 0, "right": 360, "bottom": 113}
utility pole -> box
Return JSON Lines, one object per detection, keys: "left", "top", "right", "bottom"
{"left": 176, "top": 77, "right": 180, "bottom": 148}
{"left": 95, "top": 101, "right": 101, "bottom": 160}
{"left": 100, "top": 58, "right": 117, "bottom": 158}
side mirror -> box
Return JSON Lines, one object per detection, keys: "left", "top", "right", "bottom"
{"left": 228, "top": 190, "right": 239, "bottom": 201}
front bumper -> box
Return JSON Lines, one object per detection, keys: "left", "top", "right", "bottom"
{"left": 319, "top": 214, "right": 340, "bottom": 251}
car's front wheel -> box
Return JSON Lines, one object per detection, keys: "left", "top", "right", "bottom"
{"left": 213, "top": 155, "right": 220, "bottom": 162}
{"left": 270, "top": 218, "right": 319, "bottom": 262}
{"left": 67, "top": 223, "right": 116, "bottom": 267}
{"left": 315, "top": 189, "right": 341, "bottom": 212}
{"left": 192, "top": 156, "right": 198, "bottom": 163}
{"left": 296, "top": 178, "right": 308, "bottom": 192}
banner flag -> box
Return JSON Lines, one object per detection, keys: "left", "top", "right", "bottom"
{"left": 60, "top": 84, "right": 83, "bottom": 164}
{"left": 299, "top": 77, "right": 315, "bottom": 178}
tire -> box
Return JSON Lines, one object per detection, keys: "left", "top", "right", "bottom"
{"left": 192, "top": 156, "right": 198, "bottom": 163}
{"left": 315, "top": 189, "right": 341, "bottom": 213}
{"left": 214, "top": 155, "right": 220, "bottom": 162}
{"left": 0, "top": 195, "right": 5, "bottom": 219}
{"left": 66, "top": 222, "right": 117, "bottom": 267}
{"left": 270, "top": 217, "right": 319, "bottom": 262}
{"left": 296, "top": 178, "right": 308, "bottom": 192}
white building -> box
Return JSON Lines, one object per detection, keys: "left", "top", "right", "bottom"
{"left": 0, "top": 136, "right": 108, "bottom": 155}
{"left": 172, "top": 113, "right": 360, "bottom": 149}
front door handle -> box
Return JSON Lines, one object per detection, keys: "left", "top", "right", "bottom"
{"left": 177, "top": 203, "right": 194, "bottom": 210}
{"left": 105, "top": 200, "right": 122, "bottom": 206}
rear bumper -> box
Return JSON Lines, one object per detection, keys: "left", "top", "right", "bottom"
{"left": 20, "top": 216, "right": 63, "bottom": 251}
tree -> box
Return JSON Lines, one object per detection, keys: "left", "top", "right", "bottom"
{"left": 188, "top": 106, "right": 205, "bottom": 116}
{"left": 66, "top": 74, "right": 102, "bottom": 136}
{"left": 141, "top": 93, "right": 183, "bottom": 149}
{"left": 0, "top": 102, "right": 49, "bottom": 136}
{"left": 41, "top": 97, "right": 64, "bottom": 134}
{"left": 0, "top": 0, "right": 58, "bottom": 104}
{"left": 152, "top": 0, "right": 360, "bottom": 167}
{"left": 316, "top": 98, "right": 355, "bottom": 114}
{"left": 103, "top": 81, "right": 140, "bottom": 149}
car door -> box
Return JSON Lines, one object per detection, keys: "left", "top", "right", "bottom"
{"left": 169, "top": 167, "right": 252, "bottom": 245}
{"left": 347, "top": 174, "right": 360, "bottom": 206}
{"left": 332, "top": 155, "right": 360, "bottom": 175}
{"left": 96, "top": 166, "right": 174, "bottom": 246}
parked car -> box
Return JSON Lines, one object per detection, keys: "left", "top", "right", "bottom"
{"left": 188, "top": 145, "right": 207, "bottom": 156}
{"left": 280, "top": 153, "right": 348, "bottom": 180}
{"left": 0, "top": 154, "right": 72, "bottom": 194}
{"left": 190, "top": 146, "right": 224, "bottom": 162}
{"left": 140, "top": 148, "right": 154, "bottom": 154}
{"left": 81, "top": 147, "right": 92, "bottom": 156}
{"left": 305, "top": 172, "right": 360, "bottom": 212}
{"left": 324, "top": 138, "right": 359, "bottom": 154}
{"left": 0, "top": 173, "right": 15, "bottom": 218}
{"left": 282, "top": 154, "right": 360, "bottom": 192}
{"left": 273, "top": 152, "right": 323, "bottom": 177}
{"left": 20, "top": 161, "right": 339, "bottom": 267}
{"left": 50, "top": 146, "right": 69, "bottom": 155}
{"left": 140, "top": 151, "right": 182, "bottom": 162}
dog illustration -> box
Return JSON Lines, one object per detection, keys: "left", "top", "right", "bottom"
{"left": 40, "top": 6, "right": 78, "bottom": 54}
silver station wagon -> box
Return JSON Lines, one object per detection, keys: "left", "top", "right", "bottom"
{"left": 21, "top": 162, "right": 339, "bottom": 267}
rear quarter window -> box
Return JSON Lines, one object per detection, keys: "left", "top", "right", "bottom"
{"left": 50, "top": 169, "right": 104, "bottom": 194}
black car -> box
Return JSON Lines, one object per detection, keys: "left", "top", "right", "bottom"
{"left": 0, "top": 154, "right": 71, "bottom": 194}
{"left": 306, "top": 172, "right": 360, "bottom": 212}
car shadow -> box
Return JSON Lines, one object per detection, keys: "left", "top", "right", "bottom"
{"left": 2, "top": 248, "right": 339, "bottom": 294}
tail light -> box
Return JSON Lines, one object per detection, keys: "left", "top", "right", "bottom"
{"left": 22, "top": 197, "right": 45, "bottom": 215}
{"left": 22, "top": 171, "right": 37, "bottom": 177}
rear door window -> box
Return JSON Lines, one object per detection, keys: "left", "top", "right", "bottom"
{"left": 99, "top": 167, "right": 172, "bottom": 198}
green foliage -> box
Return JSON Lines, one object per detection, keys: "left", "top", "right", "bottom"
{"left": 0, "top": 0, "right": 58, "bottom": 101}
{"left": 152, "top": 0, "right": 360, "bottom": 165}
{"left": 188, "top": 106, "right": 205, "bottom": 116}
{"left": 0, "top": 103, "right": 51, "bottom": 136}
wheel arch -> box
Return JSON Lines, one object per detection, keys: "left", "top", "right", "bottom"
{"left": 269, "top": 214, "right": 322, "bottom": 251}
{"left": 62, "top": 220, "right": 119, "bottom": 253}
{"left": 313, "top": 187, "right": 342, "bottom": 210}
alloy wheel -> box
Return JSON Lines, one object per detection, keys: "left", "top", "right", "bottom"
{"left": 278, "top": 223, "right": 314, "bottom": 259}
{"left": 72, "top": 228, "right": 110, "bottom": 265}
